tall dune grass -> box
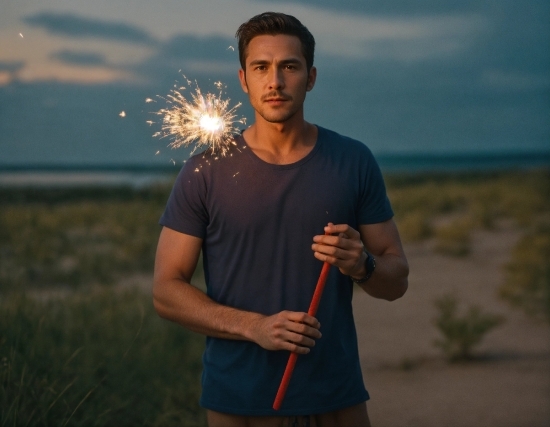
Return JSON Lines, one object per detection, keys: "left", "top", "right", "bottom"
{"left": 388, "top": 170, "right": 550, "bottom": 249}
{"left": 0, "top": 186, "right": 170, "bottom": 292}
{"left": 1, "top": 289, "right": 205, "bottom": 426}
{"left": 1, "top": 170, "right": 548, "bottom": 423}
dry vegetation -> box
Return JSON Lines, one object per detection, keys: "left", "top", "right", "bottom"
{"left": 1, "top": 169, "right": 548, "bottom": 425}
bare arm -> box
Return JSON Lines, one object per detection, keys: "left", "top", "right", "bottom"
{"left": 153, "top": 226, "right": 321, "bottom": 354}
{"left": 311, "top": 220, "right": 408, "bottom": 301}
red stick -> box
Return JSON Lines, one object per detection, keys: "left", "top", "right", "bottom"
{"left": 272, "top": 259, "right": 332, "bottom": 410}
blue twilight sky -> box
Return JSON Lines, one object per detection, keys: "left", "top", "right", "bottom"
{"left": 0, "top": 0, "right": 548, "bottom": 166}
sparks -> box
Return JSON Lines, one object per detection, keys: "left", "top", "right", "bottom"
{"left": 119, "top": 111, "right": 126, "bottom": 117}
{"left": 151, "top": 78, "right": 246, "bottom": 156}
{"left": 19, "top": 33, "right": 24, "bottom": 38}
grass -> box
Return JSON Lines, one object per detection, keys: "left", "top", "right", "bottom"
{"left": 433, "top": 218, "right": 472, "bottom": 257}
{"left": 0, "top": 186, "right": 170, "bottom": 292}
{"left": 1, "top": 185, "right": 208, "bottom": 426}
{"left": 388, "top": 170, "right": 550, "bottom": 255}
{"left": 500, "top": 220, "right": 550, "bottom": 322}
{"left": 0, "top": 289, "right": 206, "bottom": 427}
{"left": 433, "top": 294, "right": 504, "bottom": 362}
{"left": 0, "top": 169, "right": 548, "bottom": 422}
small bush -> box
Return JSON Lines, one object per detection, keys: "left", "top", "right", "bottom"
{"left": 434, "top": 219, "right": 472, "bottom": 256}
{"left": 433, "top": 294, "right": 504, "bottom": 362}
{"left": 396, "top": 212, "right": 433, "bottom": 243}
{"left": 500, "top": 222, "right": 550, "bottom": 322}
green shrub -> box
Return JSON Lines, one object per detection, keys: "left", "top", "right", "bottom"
{"left": 387, "top": 170, "right": 550, "bottom": 242}
{"left": 395, "top": 212, "right": 433, "bottom": 243}
{"left": 433, "top": 294, "right": 504, "bottom": 362}
{"left": 0, "top": 290, "right": 206, "bottom": 426}
{"left": 434, "top": 219, "right": 472, "bottom": 256}
{"left": 500, "top": 222, "right": 550, "bottom": 322}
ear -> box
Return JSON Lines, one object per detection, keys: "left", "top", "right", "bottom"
{"left": 238, "top": 68, "right": 249, "bottom": 94}
{"left": 306, "top": 66, "right": 317, "bottom": 92}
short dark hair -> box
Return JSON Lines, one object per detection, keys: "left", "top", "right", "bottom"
{"left": 235, "top": 12, "right": 315, "bottom": 72}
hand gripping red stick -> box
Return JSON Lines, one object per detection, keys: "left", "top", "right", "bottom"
{"left": 272, "top": 254, "right": 332, "bottom": 411}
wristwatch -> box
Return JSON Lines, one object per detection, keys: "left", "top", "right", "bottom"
{"left": 351, "top": 250, "right": 376, "bottom": 284}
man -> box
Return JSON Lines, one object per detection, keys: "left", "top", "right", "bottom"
{"left": 153, "top": 12, "right": 408, "bottom": 427}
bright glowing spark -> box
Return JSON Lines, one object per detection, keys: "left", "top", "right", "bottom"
{"left": 119, "top": 111, "right": 126, "bottom": 117}
{"left": 151, "top": 78, "right": 246, "bottom": 156}
{"left": 145, "top": 98, "right": 154, "bottom": 103}
{"left": 19, "top": 33, "right": 24, "bottom": 38}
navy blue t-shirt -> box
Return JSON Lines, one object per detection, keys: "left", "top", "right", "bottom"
{"left": 159, "top": 126, "right": 393, "bottom": 415}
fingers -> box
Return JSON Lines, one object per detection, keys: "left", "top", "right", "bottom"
{"left": 311, "top": 223, "right": 364, "bottom": 274}
{"left": 286, "top": 311, "right": 321, "bottom": 330}
{"left": 325, "top": 223, "right": 361, "bottom": 239}
{"left": 253, "top": 311, "right": 322, "bottom": 354}
{"left": 313, "top": 224, "right": 361, "bottom": 247}
{"left": 312, "top": 242, "right": 356, "bottom": 261}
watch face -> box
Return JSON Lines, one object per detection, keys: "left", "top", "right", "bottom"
{"left": 369, "top": 254, "right": 376, "bottom": 273}
{"left": 352, "top": 252, "right": 375, "bottom": 284}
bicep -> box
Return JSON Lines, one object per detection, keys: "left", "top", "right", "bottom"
{"left": 154, "top": 226, "right": 203, "bottom": 285}
{"left": 359, "top": 219, "right": 405, "bottom": 258}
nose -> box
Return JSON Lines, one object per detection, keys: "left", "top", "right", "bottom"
{"left": 268, "top": 68, "right": 284, "bottom": 90}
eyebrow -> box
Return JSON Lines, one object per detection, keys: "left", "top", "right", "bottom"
{"left": 248, "top": 58, "right": 303, "bottom": 67}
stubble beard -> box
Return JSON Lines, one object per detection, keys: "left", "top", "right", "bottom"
{"left": 254, "top": 92, "right": 307, "bottom": 124}
{"left": 257, "top": 105, "right": 298, "bottom": 124}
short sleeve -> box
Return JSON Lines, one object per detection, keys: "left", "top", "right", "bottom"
{"left": 159, "top": 160, "right": 209, "bottom": 238}
{"left": 357, "top": 148, "right": 394, "bottom": 224}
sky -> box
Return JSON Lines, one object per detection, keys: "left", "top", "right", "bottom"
{"left": 0, "top": 0, "right": 549, "bottom": 166}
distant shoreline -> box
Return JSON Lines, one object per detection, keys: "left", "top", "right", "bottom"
{"left": 1, "top": 151, "right": 549, "bottom": 187}
{"left": 2, "top": 151, "right": 549, "bottom": 172}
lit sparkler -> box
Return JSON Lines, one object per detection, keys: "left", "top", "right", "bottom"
{"left": 149, "top": 78, "right": 246, "bottom": 157}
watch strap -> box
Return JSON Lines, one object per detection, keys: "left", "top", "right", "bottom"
{"left": 351, "top": 250, "right": 376, "bottom": 284}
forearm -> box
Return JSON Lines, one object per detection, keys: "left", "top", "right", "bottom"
{"left": 153, "top": 278, "right": 264, "bottom": 341}
{"left": 153, "top": 227, "right": 321, "bottom": 354}
{"left": 357, "top": 252, "right": 408, "bottom": 301}
{"left": 312, "top": 221, "right": 409, "bottom": 301}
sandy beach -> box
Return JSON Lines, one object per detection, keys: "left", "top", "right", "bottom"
{"left": 353, "top": 226, "right": 550, "bottom": 427}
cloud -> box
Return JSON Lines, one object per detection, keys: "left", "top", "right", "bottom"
{"left": 134, "top": 33, "right": 238, "bottom": 81}
{"left": 0, "top": 61, "right": 25, "bottom": 73}
{"left": 254, "top": 0, "right": 484, "bottom": 16}
{"left": 0, "top": 61, "right": 25, "bottom": 85}
{"left": 50, "top": 50, "right": 107, "bottom": 67}
{"left": 233, "top": 4, "right": 487, "bottom": 62}
{"left": 160, "top": 34, "right": 236, "bottom": 60}
{"left": 24, "top": 12, "right": 158, "bottom": 45}
{"left": 481, "top": 70, "right": 550, "bottom": 91}
{"left": 312, "top": 13, "right": 486, "bottom": 61}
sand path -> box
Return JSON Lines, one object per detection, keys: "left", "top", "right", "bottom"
{"left": 353, "top": 227, "right": 550, "bottom": 427}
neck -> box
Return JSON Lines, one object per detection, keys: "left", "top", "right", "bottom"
{"left": 242, "top": 115, "right": 318, "bottom": 165}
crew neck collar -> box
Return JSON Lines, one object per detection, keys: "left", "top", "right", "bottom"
{"left": 237, "top": 126, "right": 323, "bottom": 169}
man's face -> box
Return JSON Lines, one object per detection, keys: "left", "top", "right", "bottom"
{"left": 238, "top": 34, "right": 316, "bottom": 124}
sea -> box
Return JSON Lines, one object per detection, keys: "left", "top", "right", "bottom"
{"left": 0, "top": 151, "right": 549, "bottom": 188}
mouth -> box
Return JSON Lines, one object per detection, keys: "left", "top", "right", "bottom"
{"left": 263, "top": 93, "right": 290, "bottom": 103}
{"left": 264, "top": 97, "right": 290, "bottom": 104}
